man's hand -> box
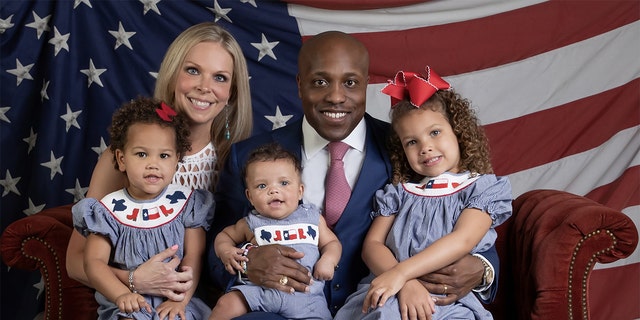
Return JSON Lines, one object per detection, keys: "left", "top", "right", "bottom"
{"left": 133, "top": 245, "right": 193, "bottom": 301}
{"left": 419, "top": 254, "right": 483, "bottom": 305}
{"left": 245, "top": 244, "right": 311, "bottom": 293}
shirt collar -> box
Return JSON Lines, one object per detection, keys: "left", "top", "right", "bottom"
{"left": 302, "top": 116, "right": 366, "bottom": 160}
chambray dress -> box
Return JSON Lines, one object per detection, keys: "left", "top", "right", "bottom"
{"left": 231, "top": 203, "right": 332, "bottom": 320}
{"left": 334, "top": 172, "right": 512, "bottom": 320}
{"left": 72, "top": 184, "right": 214, "bottom": 320}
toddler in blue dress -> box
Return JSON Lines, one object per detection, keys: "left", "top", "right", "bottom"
{"left": 334, "top": 67, "right": 512, "bottom": 320}
{"left": 209, "top": 142, "right": 342, "bottom": 320}
{"left": 73, "top": 97, "right": 214, "bottom": 320}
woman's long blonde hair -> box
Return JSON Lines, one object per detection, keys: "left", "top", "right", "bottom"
{"left": 154, "top": 22, "right": 253, "bottom": 187}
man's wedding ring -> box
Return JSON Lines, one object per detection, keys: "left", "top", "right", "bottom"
{"left": 279, "top": 275, "right": 288, "bottom": 286}
{"left": 443, "top": 284, "right": 448, "bottom": 295}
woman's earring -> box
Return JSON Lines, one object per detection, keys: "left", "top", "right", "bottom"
{"left": 224, "top": 104, "right": 230, "bottom": 140}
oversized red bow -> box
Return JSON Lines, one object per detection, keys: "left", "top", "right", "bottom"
{"left": 381, "top": 66, "right": 451, "bottom": 108}
{"left": 156, "top": 101, "right": 177, "bottom": 122}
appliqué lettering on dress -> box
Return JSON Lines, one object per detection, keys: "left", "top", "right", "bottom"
{"left": 253, "top": 223, "right": 319, "bottom": 246}
{"left": 100, "top": 185, "right": 192, "bottom": 228}
{"left": 406, "top": 172, "right": 481, "bottom": 197}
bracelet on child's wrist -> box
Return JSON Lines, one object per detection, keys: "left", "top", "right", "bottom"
{"left": 128, "top": 269, "right": 138, "bottom": 293}
{"left": 237, "top": 243, "right": 257, "bottom": 284}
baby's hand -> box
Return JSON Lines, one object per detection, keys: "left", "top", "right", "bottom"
{"left": 220, "top": 247, "right": 247, "bottom": 275}
{"left": 156, "top": 299, "right": 187, "bottom": 320}
{"left": 115, "top": 292, "right": 151, "bottom": 314}
{"left": 312, "top": 258, "right": 336, "bottom": 281}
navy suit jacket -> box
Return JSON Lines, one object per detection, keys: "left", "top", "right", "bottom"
{"left": 207, "top": 113, "right": 499, "bottom": 317}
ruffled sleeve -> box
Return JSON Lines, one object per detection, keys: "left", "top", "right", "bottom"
{"left": 371, "top": 183, "right": 403, "bottom": 219}
{"left": 182, "top": 189, "right": 215, "bottom": 230}
{"left": 466, "top": 175, "right": 513, "bottom": 227}
{"left": 71, "top": 197, "right": 122, "bottom": 245}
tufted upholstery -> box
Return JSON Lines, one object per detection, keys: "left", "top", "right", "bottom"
{"left": 1, "top": 189, "right": 638, "bottom": 320}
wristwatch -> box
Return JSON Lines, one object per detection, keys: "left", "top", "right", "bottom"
{"left": 478, "top": 256, "right": 494, "bottom": 288}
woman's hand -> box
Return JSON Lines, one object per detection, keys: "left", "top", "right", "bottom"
{"left": 132, "top": 245, "right": 193, "bottom": 301}
{"left": 245, "top": 244, "right": 311, "bottom": 293}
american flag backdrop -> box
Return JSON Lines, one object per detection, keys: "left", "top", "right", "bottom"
{"left": 1, "top": 1, "right": 638, "bottom": 319}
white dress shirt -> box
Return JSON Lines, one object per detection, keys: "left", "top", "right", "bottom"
{"left": 300, "top": 116, "right": 367, "bottom": 209}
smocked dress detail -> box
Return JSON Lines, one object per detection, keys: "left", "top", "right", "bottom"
{"left": 72, "top": 184, "right": 215, "bottom": 320}
{"left": 334, "top": 172, "right": 512, "bottom": 320}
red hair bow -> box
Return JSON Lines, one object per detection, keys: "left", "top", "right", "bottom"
{"left": 156, "top": 102, "right": 177, "bottom": 122}
{"left": 381, "top": 66, "right": 451, "bottom": 108}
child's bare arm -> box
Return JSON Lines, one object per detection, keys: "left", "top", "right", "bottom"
{"left": 156, "top": 227, "right": 206, "bottom": 320}
{"left": 214, "top": 219, "right": 252, "bottom": 274}
{"left": 362, "top": 215, "right": 399, "bottom": 276}
{"left": 84, "top": 234, "right": 150, "bottom": 313}
{"left": 313, "top": 216, "right": 342, "bottom": 280}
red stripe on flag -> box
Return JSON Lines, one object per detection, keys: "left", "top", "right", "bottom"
{"left": 589, "top": 264, "right": 640, "bottom": 320}
{"left": 485, "top": 79, "right": 640, "bottom": 175}
{"left": 585, "top": 166, "right": 640, "bottom": 211}
{"left": 340, "top": 1, "right": 640, "bottom": 82}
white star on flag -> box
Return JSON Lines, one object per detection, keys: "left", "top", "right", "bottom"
{"left": 23, "top": 198, "right": 46, "bottom": 216}
{"left": 80, "top": 59, "right": 106, "bottom": 87}
{"left": 91, "top": 138, "right": 108, "bottom": 156}
{"left": 0, "top": 14, "right": 15, "bottom": 33}
{"left": 0, "top": 107, "right": 10, "bottom": 123}
{"left": 41, "top": 79, "right": 50, "bottom": 101}
{"left": 23, "top": 128, "right": 37, "bottom": 154}
{"left": 74, "top": 0, "right": 93, "bottom": 9}
{"left": 40, "top": 151, "right": 64, "bottom": 180}
{"left": 0, "top": 170, "right": 21, "bottom": 197}
{"left": 251, "top": 33, "right": 279, "bottom": 61}
{"left": 140, "top": 0, "right": 161, "bottom": 15}
{"left": 25, "top": 12, "right": 50, "bottom": 39}
{"left": 240, "top": 0, "right": 257, "bottom": 8}
{"left": 109, "top": 21, "right": 136, "bottom": 50}
{"left": 7, "top": 59, "right": 34, "bottom": 86}
{"left": 65, "top": 179, "right": 88, "bottom": 202}
{"left": 265, "top": 106, "right": 293, "bottom": 130}
{"left": 61, "top": 103, "right": 82, "bottom": 132}
{"left": 210, "top": 0, "right": 232, "bottom": 23}
{"left": 48, "top": 26, "right": 70, "bottom": 56}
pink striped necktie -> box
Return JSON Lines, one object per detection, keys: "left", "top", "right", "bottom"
{"left": 324, "top": 141, "right": 351, "bottom": 228}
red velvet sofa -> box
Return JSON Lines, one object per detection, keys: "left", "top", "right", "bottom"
{"left": 1, "top": 189, "right": 637, "bottom": 320}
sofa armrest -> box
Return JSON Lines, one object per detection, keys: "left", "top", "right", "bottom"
{"left": 0, "top": 204, "right": 98, "bottom": 320}
{"left": 510, "top": 189, "right": 638, "bottom": 320}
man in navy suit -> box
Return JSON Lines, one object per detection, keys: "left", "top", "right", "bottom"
{"left": 208, "top": 31, "right": 498, "bottom": 318}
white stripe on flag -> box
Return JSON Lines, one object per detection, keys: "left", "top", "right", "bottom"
{"left": 507, "top": 126, "right": 640, "bottom": 198}
{"left": 365, "top": 21, "right": 640, "bottom": 125}
{"left": 289, "top": 0, "right": 547, "bottom": 35}
{"left": 446, "top": 20, "right": 640, "bottom": 125}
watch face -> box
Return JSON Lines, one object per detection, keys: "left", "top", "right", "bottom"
{"left": 486, "top": 268, "right": 495, "bottom": 283}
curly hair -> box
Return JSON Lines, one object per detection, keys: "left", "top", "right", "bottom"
{"left": 242, "top": 142, "right": 301, "bottom": 184}
{"left": 108, "top": 97, "right": 191, "bottom": 170}
{"left": 388, "top": 89, "right": 493, "bottom": 184}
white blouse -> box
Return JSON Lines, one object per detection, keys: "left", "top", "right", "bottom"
{"left": 173, "top": 142, "right": 216, "bottom": 191}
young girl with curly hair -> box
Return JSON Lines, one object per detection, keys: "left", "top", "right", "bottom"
{"left": 335, "top": 67, "right": 512, "bottom": 320}
{"left": 72, "top": 97, "right": 214, "bottom": 320}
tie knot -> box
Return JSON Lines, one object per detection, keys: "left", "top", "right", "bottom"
{"left": 328, "top": 141, "right": 350, "bottom": 160}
